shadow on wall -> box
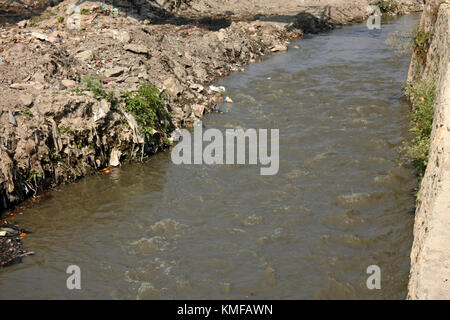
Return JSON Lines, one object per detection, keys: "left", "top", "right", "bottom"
{"left": 1, "top": 0, "right": 335, "bottom": 33}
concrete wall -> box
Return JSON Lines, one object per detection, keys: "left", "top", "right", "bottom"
{"left": 407, "top": 1, "right": 450, "bottom": 300}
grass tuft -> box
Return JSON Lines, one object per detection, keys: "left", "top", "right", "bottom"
{"left": 403, "top": 78, "right": 437, "bottom": 178}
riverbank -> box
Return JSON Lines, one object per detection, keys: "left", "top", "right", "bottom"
{"left": 407, "top": 0, "right": 450, "bottom": 300}
{"left": 0, "top": 0, "right": 423, "bottom": 266}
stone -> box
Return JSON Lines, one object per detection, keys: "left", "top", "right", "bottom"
{"left": 163, "top": 77, "right": 183, "bottom": 96}
{"left": 75, "top": 50, "right": 94, "bottom": 62}
{"left": 19, "top": 95, "right": 33, "bottom": 107}
{"left": 124, "top": 44, "right": 148, "bottom": 55}
{"left": 190, "top": 83, "right": 204, "bottom": 92}
{"left": 271, "top": 44, "right": 288, "bottom": 52}
{"left": 31, "top": 32, "right": 49, "bottom": 41}
{"left": 193, "top": 104, "right": 205, "bottom": 117}
{"left": 61, "top": 79, "right": 77, "bottom": 88}
{"left": 10, "top": 83, "right": 30, "bottom": 90}
{"left": 217, "top": 29, "right": 227, "bottom": 41}
{"left": 110, "top": 30, "right": 130, "bottom": 43}
{"left": 104, "top": 67, "right": 125, "bottom": 78}
{"left": 17, "top": 20, "right": 28, "bottom": 28}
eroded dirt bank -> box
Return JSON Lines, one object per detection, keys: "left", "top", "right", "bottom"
{"left": 0, "top": 0, "right": 423, "bottom": 266}
{"left": 407, "top": 0, "right": 450, "bottom": 300}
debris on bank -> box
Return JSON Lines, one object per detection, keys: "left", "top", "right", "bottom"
{"left": 0, "top": 220, "right": 34, "bottom": 267}
{"left": 0, "top": 0, "right": 303, "bottom": 211}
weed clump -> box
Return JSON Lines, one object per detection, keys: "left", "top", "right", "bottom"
{"left": 403, "top": 78, "right": 437, "bottom": 178}
{"left": 372, "top": 0, "right": 399, "bottom": 14}
{"left": 122, "top": 83, "right": 174, "bottom": 141}
{"left": 82, "top": 76, "right": 118, "bottom": 108}
{"left": 412, "top": 27, "right": 432, "bottom": 65}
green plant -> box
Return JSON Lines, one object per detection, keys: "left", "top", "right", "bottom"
{"left": 373, "top": 0, "right": 399, "bottom": 13}
{"left": 403, "top": 78, "right": 437, "bottom": 178}
{"left": 386, "top": 30, "right": 413, "bottom": 56}
{"left": 412, "top": 26, "right": 432, "bottom": 64}
{"left": 82, "top": 76, "right": 107, "bottom": 99}
{"left": 122, "top": 83, "right": 174, "bottom": 140}
{"left": 27, "top": 170, "right": 42, "bottom": 186}
{"left": 59, "top": 126, "right": 74, "bottom": 135}
{"left": 82, "top": 76, "right": 118, "bottom": 108}
{"left": 80, "top": 8, "right": 91, "bottom": 15}
{"left": 22, "top": 109, "right": 33, "bottom": 118}
{"left": 57, "top": 16, "right": 64, "bottom": 23}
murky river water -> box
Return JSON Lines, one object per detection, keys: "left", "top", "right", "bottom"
{"left": 0, "top": 14, "right": 419, "bottom": 299}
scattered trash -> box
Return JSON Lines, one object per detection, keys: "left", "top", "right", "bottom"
{"left": 112, "top": 8, "right": 119, "bottom": 15}
{"left": 8, "top": 110, "right": 17, "bottom": 126}
{"left": 100, "top": 3, "right": 107, "bottom": 10}
{"left": 209, "top": 85, "right": 226, "bottom": 93}
{"left": 87, "top": 14, "right": 98, "bottom": 24}
{"left": 0, "top": 57, "right": 4, "bottom": 63}
{"left": 0, "top": 223, "right": 32, "bottom": 265}
{"left": 225, "top": 96, "right": 234, "bottom": 104}
{"left": 94, "top": 105, "right": 106, "bottom": 121}
{"left": 109, "top": 148, "right": 122, "bottom": 167}
{"left": 293, "top": 45, "right": 300, "bottom": 49}
{"left": 93, "top": 19, "right": 99, "bottom": 25}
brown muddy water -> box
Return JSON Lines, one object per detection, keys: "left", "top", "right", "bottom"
{"left": 0, "top": 14, "right": 419, "bottom": 299}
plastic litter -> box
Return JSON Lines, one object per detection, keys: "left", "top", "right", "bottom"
{"left": 209, "top": 85, "right": 226, "bottom": 93}
{"left": 94, "top": 105, "right": 105, "bottom": 121}
{"left": 225, "top": 96, "right": 234, "bottom": 104}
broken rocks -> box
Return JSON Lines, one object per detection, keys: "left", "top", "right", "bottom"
{"left": 104, "top": 67, "right": 125, "bottom": 78}
{"left": 124, "top": 44, "right": 149, "bottom": 55}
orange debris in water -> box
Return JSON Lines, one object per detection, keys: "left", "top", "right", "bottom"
{"left": 19, "top": 233, "right": 27, "bottom": 237}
